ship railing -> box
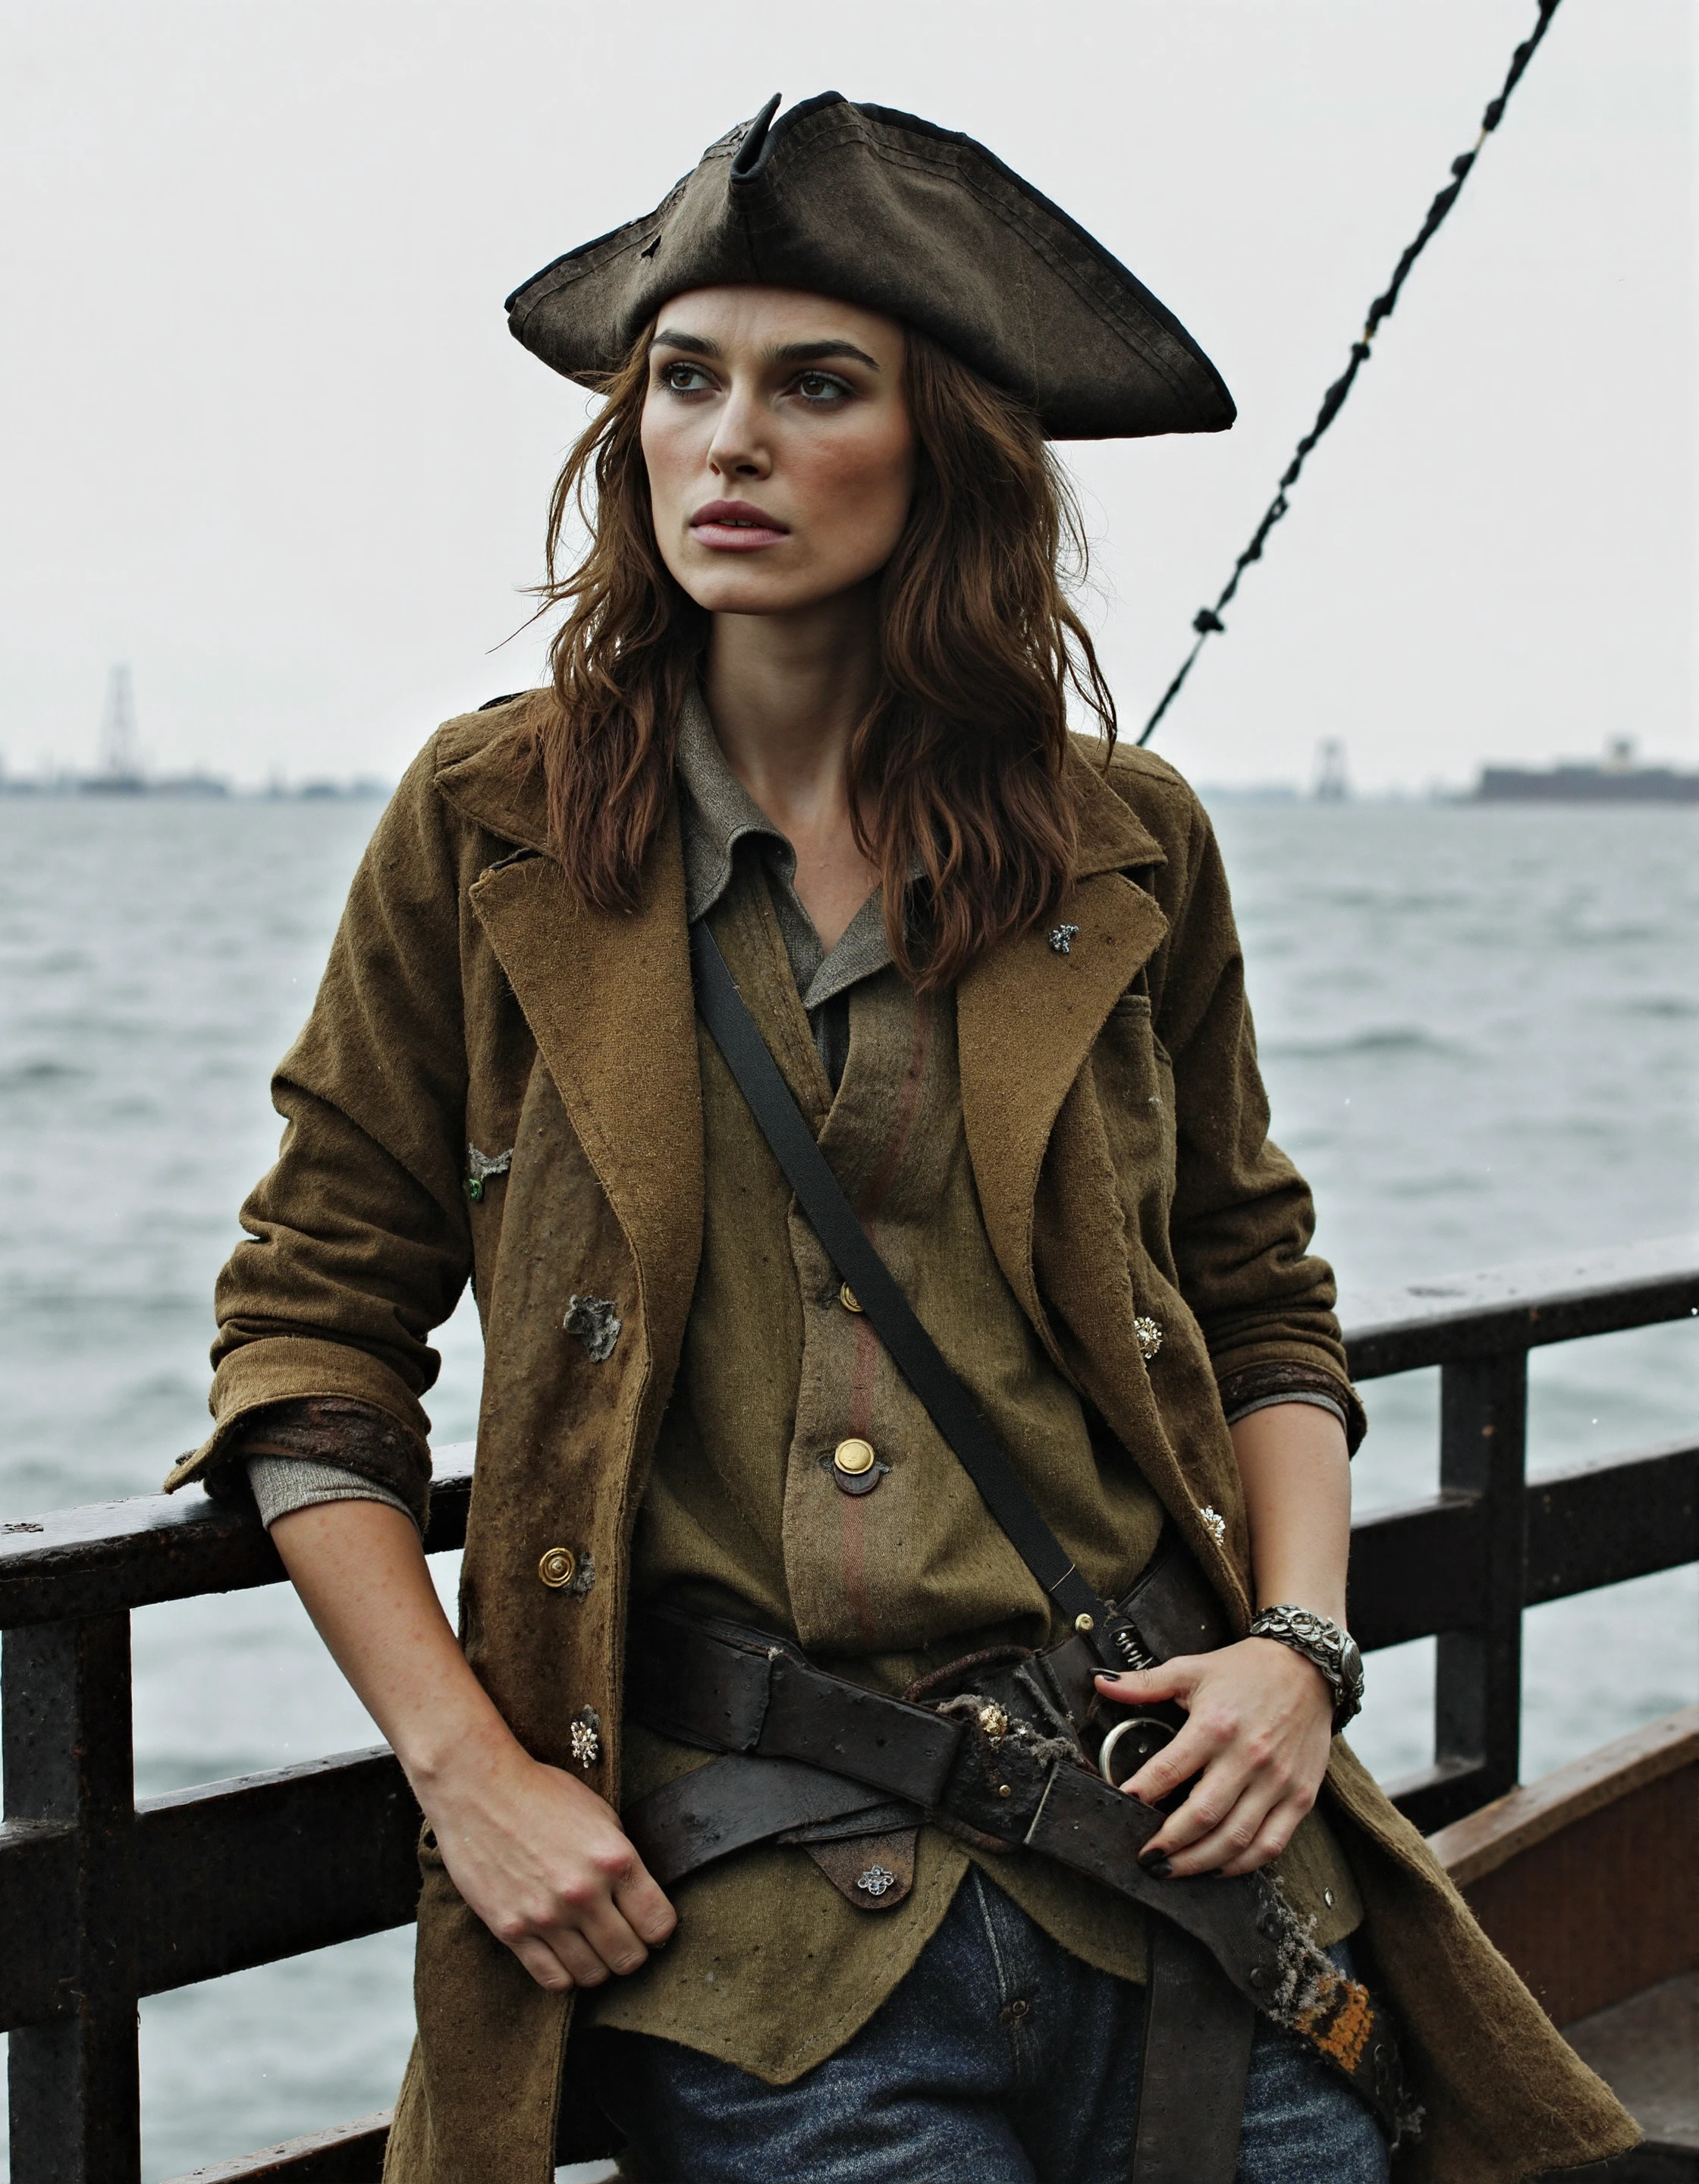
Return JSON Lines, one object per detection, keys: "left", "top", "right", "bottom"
{"left": 2, "top": 1237, "right": 1695, "bottom": 2183}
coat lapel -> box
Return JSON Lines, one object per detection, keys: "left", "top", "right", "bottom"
{"left": 959, "top": 749, "right": 1167, "bottom": 1357}
{"left": 466, "top": 802, "right": 705, "bottom": 1395}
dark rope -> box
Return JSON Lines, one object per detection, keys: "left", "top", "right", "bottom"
{"left": 1139, "top": 0, "right": 1564, "bottom": 745}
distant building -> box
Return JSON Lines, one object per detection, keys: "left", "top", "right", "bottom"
{"left": 1471, "top": 739, "right": 1698, "bottom": 805}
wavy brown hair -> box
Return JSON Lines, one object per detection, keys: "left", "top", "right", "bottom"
{"left": 532, "top": 321, "right": 1115, "bottom": 990}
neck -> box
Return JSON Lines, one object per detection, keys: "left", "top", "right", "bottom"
{"left": 702, "top": 588, "right": 884, "bottom": 951}
{"left": 704, "top": 589, "right": 881, "bottom": 812}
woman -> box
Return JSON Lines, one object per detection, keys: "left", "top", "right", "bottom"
{"left": 170, "top": 96, "right": 1633, "bottom": 2184}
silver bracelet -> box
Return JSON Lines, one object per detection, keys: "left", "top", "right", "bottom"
{"left": 1246, "top": 1604, "right": 1365, "bottom": 1731}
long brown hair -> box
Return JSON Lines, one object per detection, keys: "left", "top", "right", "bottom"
{"left": 532, "top": 320, "right": 1116, "bottom": 989}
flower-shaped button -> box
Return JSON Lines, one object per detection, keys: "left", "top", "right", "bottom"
{"left": 568, "top": 1706, "right": 601, "bottom": 1770}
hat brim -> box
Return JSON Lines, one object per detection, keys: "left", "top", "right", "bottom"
{"left": 506, "top": 93, "right": 1233, "bottom": 442}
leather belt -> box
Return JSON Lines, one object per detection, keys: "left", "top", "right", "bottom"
{"left": 623, "top": 1606, "right": 1413, "bottom": 2174}
{"left": 673, "top": 899, "right": 1415, "bottom": 2175}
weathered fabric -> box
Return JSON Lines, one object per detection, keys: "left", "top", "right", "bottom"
{"left": 168, "top": 691, "right": 1636, "bottom": 2182}
{"left": 504, "top": 94, "right": 1235, "bottom": 443}
{"left": 246, "top": 1446, "right": 414, "bottom": 1530}
{"left": 225, "top": 696, "right": 1359, "bottom": 2066}
{"left": 587, "top": 694, "right": 1358, "bottom": 2073}
{"left": 234, "top": 1395, "right": 429, "bottom": 1527}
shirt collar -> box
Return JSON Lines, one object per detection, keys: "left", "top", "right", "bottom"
{"left": 674, "top": 683, "right": 898, "bottom": 1006}
{"left": 675, "top": 683, "right": 790, "bottom": 924}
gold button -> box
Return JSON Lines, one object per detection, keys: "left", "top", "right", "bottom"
{"left": 840, "top": 1283, "right": 864, "bottom": 1314}
{"left": 537, "top": 1546, "right": 577, "bottom": 1589}
{"left": 1074, "top": 1613, "right": 1095, "bottom": 1634}
{"left": 833, "top": 1437, "right": 877, "bottom": 1477}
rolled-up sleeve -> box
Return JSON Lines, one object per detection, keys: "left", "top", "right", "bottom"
{"left": 165, "top": 740, "right": 475, "bottom": 1497}
{"left": 1152, "top": 803, "right": 1366, "bottom": 1452}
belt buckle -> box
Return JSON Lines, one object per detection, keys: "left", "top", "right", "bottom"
{"left": 1097, "top": 1714, "right": 1176, "bottom": 1790}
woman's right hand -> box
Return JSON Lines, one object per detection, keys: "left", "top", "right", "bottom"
{"left": 419, "top": 1729, "right": 677, "bottom": 1991}
{"left": 266, "top": 1498, "right": 676, "bottom": 1994}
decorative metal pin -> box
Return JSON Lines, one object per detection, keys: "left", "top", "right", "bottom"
{"left": 568, "top": 1706, "right": 602, "bottom": 1769}
{"left": 564, "top": 1294, "right": 622, "bottom": 1363}
{"left": 976, "top": 1702, "right": 1010, "bottom": 1742}
{"left": 465, "top": 1145, "right": 512, "bottom": 1202}
{"left": 856, "top": 1866, "right": 897, "bottom": 1897}
{"left": 538, "top": 1546, "right": 576, "bottom": 1589}
{"left": 539, "top": 1547, "right": 597, "bottom": 1597}
{"left": 1048, "top": 924, "right": 1080, "bottom": 956}
{"left": 1134, "top": 1314, "right": 1164, "bottom": 1361}
{"left": 1198, "top": 1506, "right": 1227, "bottom": 1545}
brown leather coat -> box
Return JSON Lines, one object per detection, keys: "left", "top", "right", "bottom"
{"left": 169, "top": 697, "right": 1634, "bottom": 2182}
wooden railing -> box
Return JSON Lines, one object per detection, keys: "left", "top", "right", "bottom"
{"left": 2, "top": 1236, "right": 1695, "bottom": 2182}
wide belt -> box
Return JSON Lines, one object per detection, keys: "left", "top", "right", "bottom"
{"left": 623, "top": 1607, "right": 1414, "bottom": 2173}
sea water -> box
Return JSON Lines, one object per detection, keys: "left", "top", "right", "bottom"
{"left": 1, "top": 792, "right": 1694, "bottom": 2180}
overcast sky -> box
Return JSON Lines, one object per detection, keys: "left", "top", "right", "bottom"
{"left": 2, "top": 0, "right": 1691, "bottom": 791}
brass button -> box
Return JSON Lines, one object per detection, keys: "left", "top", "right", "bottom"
{"left": 537, "top": 1546, "right": 577, "bottom": 1589}
{"left": 833, "top": 1437, "right": 877, "bottom": 1477}
{"left": 1074, "top": 1612, "right": 1095, "bottom": 1634}
{"left": 840, "top": 1283, "right": 864, "bottom": 1314}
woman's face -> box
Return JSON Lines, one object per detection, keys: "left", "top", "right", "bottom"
{"left": 640, "top": 286, "right": 915, "bottom": 618}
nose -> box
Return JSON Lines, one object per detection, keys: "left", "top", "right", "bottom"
{"left": 705, "top": 379, "right": 772, "bottom": 483}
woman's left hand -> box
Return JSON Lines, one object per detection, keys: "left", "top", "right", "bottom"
{"left": 1094, "top": 1638, "right": 1334, "bottom": 1878}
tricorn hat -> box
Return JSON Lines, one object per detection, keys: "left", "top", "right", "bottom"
{"left": 505, "top": 93, "right": 1234, "bottom": 441}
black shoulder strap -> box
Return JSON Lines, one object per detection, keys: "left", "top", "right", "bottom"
{"left": 689, "top": 921, "right": 1123, "bottom": 1665}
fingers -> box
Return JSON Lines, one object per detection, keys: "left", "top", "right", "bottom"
{"left": 501, "top": 1887, "right": 658, "bottom": 1991}
{"left": 1109, "top": 1640, "right": 1333, "bottom": 1879}
{"left": 1214, "top": 1797, "right": 1309, "bottom": 1879}
{"left": 1095, "top": 1659, "right": 1199, "bottom": 1709}
{"left": 615, "top": 1859, "right": 681, "bottom": 1950}
{"left": 1134, "top": 1727, "right": 1321, "bottom": 1876}
{"left": 536, "top": 1899, "right": 648, "bottom": 1984}
{"left": 441, "top": 1763, "right": 680, "bottom": 1994}
{"left": 1144, "top": 1765, "right": 1283, "bottom": 1878}
{"left": 528, "top": 1841, "right": 677, "bottom": 1989}
{"left": 509, "top": 1934, "right": 576, "bottom": 1991}
{"left": 1120, "top": 1694, "right": 1233, "bottom": 1811}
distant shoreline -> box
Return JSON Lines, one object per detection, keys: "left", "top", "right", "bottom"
{"left": 0, "top": 776, "right": 392, "bottom": 801}
{"left": 5, "top": 773, "right": 1695, "bottom": 808}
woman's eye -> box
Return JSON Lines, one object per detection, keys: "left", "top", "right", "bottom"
{"left": 661, "top": 362, "right": 712, "bottom": 394}
{"left": 796, "top": 371, "right": 851, "bottom": 403}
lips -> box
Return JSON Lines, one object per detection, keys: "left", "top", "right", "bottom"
{"left": 689, "top": 499, "right": 790, "bottom": 551}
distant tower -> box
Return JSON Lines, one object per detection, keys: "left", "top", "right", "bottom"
{"left": 1314, "top": 738, "right": 1349, "bottom": 802}
{"left": 99, "top": 665, "right": 142, "bottom": 783}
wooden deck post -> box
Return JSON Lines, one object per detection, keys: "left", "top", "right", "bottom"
{"left": 3, "top": 1614, "right": 141, "bottom": 2184}
{"left": 1434, "top": 1348, "right": 1530, "bottom": 1812}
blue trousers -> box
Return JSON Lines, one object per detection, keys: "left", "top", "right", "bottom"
{"left": 598, "top": 1867, "right": 1390, "bottom": 2182}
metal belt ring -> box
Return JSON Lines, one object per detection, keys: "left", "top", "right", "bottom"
{"left": 1098, "top": 1715, "right": 1176, "bottom": 1790}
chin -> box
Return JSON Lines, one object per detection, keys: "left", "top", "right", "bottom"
{"left": 677, "top": 566, "right": 829, "bottom": 617}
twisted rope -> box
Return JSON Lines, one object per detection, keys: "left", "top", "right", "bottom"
{"left": 1139, "top": 0, "right": 1565, "bottom": 746}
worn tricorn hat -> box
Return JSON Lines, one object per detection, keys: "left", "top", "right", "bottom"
{"left": 505, "top": 93, "right": 1234, "bottom": 441}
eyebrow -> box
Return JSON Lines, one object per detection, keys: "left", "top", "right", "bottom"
{"left": 652, "top": 328, "right": 881, "bottom": 371}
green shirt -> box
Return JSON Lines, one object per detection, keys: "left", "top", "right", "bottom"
{"left": 586, "top": 693, "right": 1361, "bottom": 2082}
